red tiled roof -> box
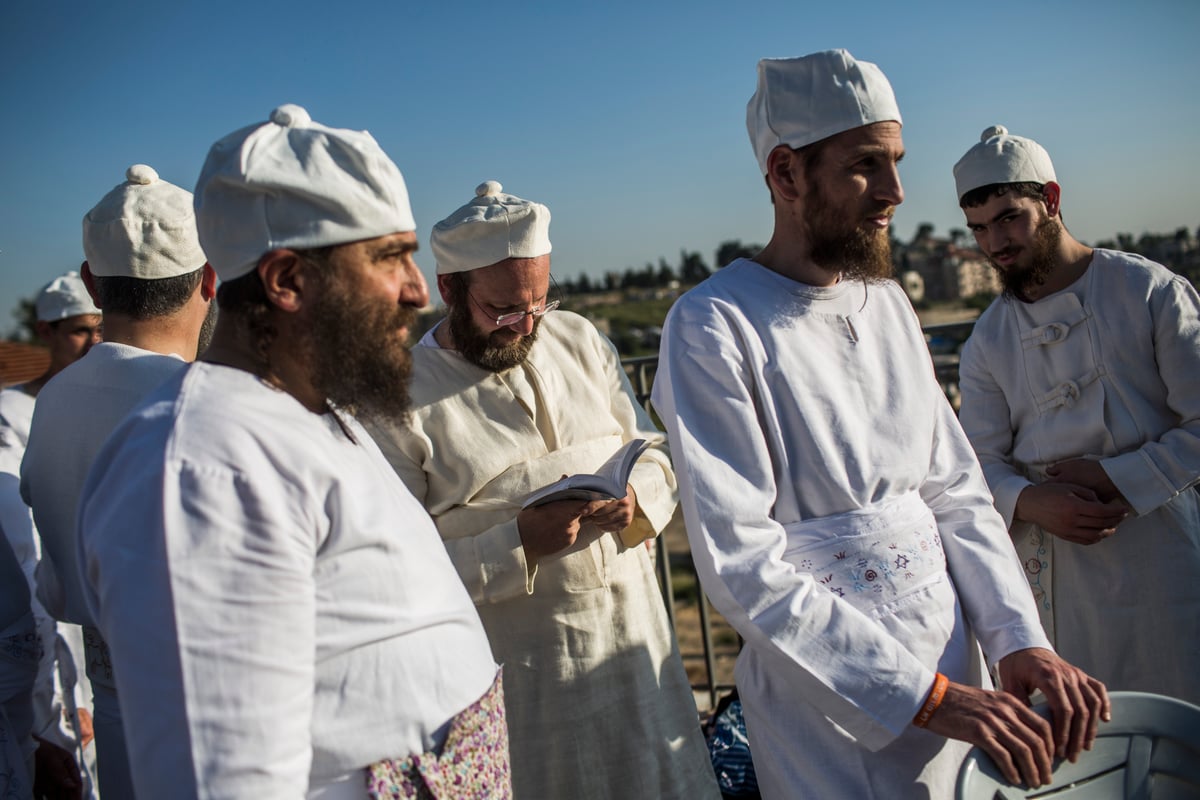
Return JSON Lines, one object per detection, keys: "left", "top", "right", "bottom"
{"left": 0, "top": 342, "right": 49, "bottom": 388}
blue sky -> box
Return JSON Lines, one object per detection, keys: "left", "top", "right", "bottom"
{"left": 2, "top": 0, "right": 1197, "bottom": 335}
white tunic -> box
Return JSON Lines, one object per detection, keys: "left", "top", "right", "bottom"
{"left": 958, "top": 249, "right": 1200, "bottom": 703}
{"left": 371, "top": 311, "right": 719, "bottom": 800}
{"left": 22, "top": 342, "right": 188, "bottom": 629}
{"left": 78, "top": 362, "right": 498, "bottom": 800}
{"left": 652, "top": 260, "right": 1049, "bottom": 800}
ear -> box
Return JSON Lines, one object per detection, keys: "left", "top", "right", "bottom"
{"left": 80, "top": 261, "right": 103, "bottom": 308}
{"left": 436, "top": 273, "right": 458, "bottom": 307}
{"left": 200, "top": 263, "right": 218, "bottom": 301}
{"left": 765, "top": 145, "right": 804, "bottom": 202}
{"left": 256, "top": 250, "right": 308, "bottom": 313}
{"left": 1041, "top": 182, "right": 1062, "bottom": 217}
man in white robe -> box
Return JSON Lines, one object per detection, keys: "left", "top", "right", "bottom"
{"left": 0, "top": 272, "right": 100, "bottom": 799}
{"left": 371, "top": 182, "right": 719, "bottom": 800}
{"left": 76, "top": 104, "right": 507, "bottom": 800}
{"left": 953, "top": 126, "right": 1200, "bottom": 705}
{"left": 22, "top": 163, "right": 218, "bottom": 799}
{"left": 652, "top": 50, "right": 1109, "bottom": 799}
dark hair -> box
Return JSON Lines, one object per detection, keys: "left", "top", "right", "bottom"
{"left": 91, "top": 268, "right": 203, "bottom": 319}
{"left": 215, "top": 246, "right": 336, "bottom": 364}
{"left": 959, "top": 181, "right": 1045, "bottom": 209}
{"left": 443, "top": 270, "right": 469, "bottom": 305}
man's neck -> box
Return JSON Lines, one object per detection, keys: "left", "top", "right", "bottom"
{"left": 753, "top": 238, "right": 841, "bottom": 287}
{"left": 200, "top": 320, "right": 327, "bottom": 414}
{"left": 433, "top": 317, "right": 455, "bottom": 350}
{"left": 1022, "top": 235, "right": 1095, "bottom": 302}
{"left": 97, "top": 314, "right": 197, "bottom": 360}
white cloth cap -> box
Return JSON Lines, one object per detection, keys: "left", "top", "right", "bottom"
{"left": 747, "top": 49, "right": 901, "bottom": 176}
{"left": 83, "top": 164, "right": 207, "bottom": 279}
{"left": 953, "top": 125, "right": 1057, "bottom": 201}
{"left": 430, "top": 181, "right": 551, "bottom": 275}
{"left": 194, "top": 104, "right": 417, "bottom": 281}
{"left": 36, "top": 271, "right": 100, "bottom": 322}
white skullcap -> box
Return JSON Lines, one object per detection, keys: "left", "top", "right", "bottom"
{"left": 747, "top": 49, "right": 902, "bottom": 176}
{"left": 83, "top": 164, "right": 207, "bottom": 279}
{"left": 430, "top": 181, "right": 551, "bottom": 275}
{"left": 194, "top": 104, "right": 417, "bottom": 281}
{"left": 36, "top": 271, "right": 100, "bottom": 322}
{"left": 953, "top": 125, "right": 1057, "bottom": 201}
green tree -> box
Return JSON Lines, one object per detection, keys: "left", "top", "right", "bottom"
{"left": 714, "top": 239, "right": 761, "bottom": 268}
{"left": 8, "top": 297, "right": 38, "bottom": 343}
{"left": 678, "top": 250, "right": 710, "bottom": 283}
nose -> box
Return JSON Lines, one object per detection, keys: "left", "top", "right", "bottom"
{"left": 876, "top": 162, "right": 904, "bottom": 207}
{"left": 508, "top": 311, "right": 536, "bottom": 335}
{"left": 979, "top": 226, "right": 1006, "bottom": 255}
{"left": 401, "top": 263, "right": 430, "bottom": 309}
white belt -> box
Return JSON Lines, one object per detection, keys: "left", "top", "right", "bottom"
{"left": 782, "top": 492, "right": 946, "bottom": 611}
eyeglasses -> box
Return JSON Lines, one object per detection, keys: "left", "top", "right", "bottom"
{"left": 468, "top": 284, "right": 561, "bottom": 328}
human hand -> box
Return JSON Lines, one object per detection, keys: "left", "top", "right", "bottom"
{"left": 582, "top": 484, "right": 638, "bottom": 532}
{"left": 1014, "top": 483, "right": 1127, "bottom": 544}
{"left": 77, "top": 707, "right": 94, "bottom": 749}
{"left": 517, "top": 498, "right": 607, "bottom": 562}
{"left": 922, "top": 680, "right": 1055, "bottom": 788}
{"left": 33, "top": 735, "right": 83, "bottom": 800}
{"left": 1045, "top": 459, "right": 1126, "bottom": 504}
{"left": 998, "top": 647, "right": 1109, "bottom": 764}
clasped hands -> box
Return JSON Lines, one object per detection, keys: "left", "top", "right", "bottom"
{"left": 1015, "top": 458, "right": 1129, "bottom": 544}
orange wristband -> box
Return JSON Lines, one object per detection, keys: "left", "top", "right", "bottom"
{"left": 913, "top": 672, "right": 949, "bottom": 728}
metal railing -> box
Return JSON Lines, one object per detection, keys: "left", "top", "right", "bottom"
{"left": 622, "top": 319, "right": 975, "bottom": 709}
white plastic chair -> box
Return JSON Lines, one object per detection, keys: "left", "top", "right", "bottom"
{"left": 956, "top": 691, "right": 1200, "bottom": 799}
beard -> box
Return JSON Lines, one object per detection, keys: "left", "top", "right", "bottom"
{"left": 447, "top": 299, "right": 539, "bottom": 372}
{"left": 196, "top": 300, "right": 218, "bottom": 357}
{"left": 301, "top": 272, "right": 416, "bottom": 425}
{"left": 805, "top": 184, "right": 895, "bottom": 282}
{"left": 996, "top": 213, "right": 1061, "bottom": 297}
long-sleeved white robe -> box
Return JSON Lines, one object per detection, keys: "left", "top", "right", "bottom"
{"left": 958, "top": 249, "right": 1200, "bottom": 703}
{"left": 652, "top": 259, "right": 1050, "bottom": 800}
{"left": 371, "top": 310, "right": 719, "bottom": 800}
{"left": 78, "top": 362, "right": 499, "bottom": 800}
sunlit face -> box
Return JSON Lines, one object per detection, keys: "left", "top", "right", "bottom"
{"left": 963, "top": 193, "right": 1060, "bottom": 295}
{"left": 41, "top": 314, "right": 102, "bottom": 369}
{"left": 441, "top": 255, "right": 552, "bottom": 372}
{"left": 299, "top": 231, "right": 429, "bottom": 423}
{"left": 797, "top": 121, "right": 905, "bottom": 279}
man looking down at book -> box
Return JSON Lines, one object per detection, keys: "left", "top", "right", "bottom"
{"left": 370, "top": 181, "right": 719, "bottom": 800}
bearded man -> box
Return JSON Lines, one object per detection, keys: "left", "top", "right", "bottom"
{"left": 651, "top": 51, "right": 1108, "bottom": 799}
{"left": 954, "top": 126, "right": 1200, "bottom": 706}
{"left": 370, "top": 181, "right": 719, "bottom": 800}
{"left": 75, "top": 105, "right": 506, "bottom": 800}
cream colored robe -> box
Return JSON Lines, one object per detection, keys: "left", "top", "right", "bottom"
{"left": 372, "top": 310, "right": 718, "bottom": 800}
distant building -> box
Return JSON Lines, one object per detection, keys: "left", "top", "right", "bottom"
{"left": 896, "top": 231, "right": 1000, "bottom": 302}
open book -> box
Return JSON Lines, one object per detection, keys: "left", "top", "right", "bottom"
{"left": 521, "top": 439, "right": 650, "bottom": 508}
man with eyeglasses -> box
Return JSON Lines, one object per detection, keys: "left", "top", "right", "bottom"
{"left": 371, "top": 181, "right": 719, "bottom": 800}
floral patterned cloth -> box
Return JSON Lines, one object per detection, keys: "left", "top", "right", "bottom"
{"left": 367, "top": 670, "right": 510, "bottom": 800}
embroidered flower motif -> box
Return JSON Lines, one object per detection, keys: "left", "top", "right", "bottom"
{"left": 367, "top": 671, "right": 511, "bottom": 799}
{"left": 895, "top": 555, "right": 909, "bottom": 569}
{"left": 864, "top": 569, "right": 877, "bottom": 582}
